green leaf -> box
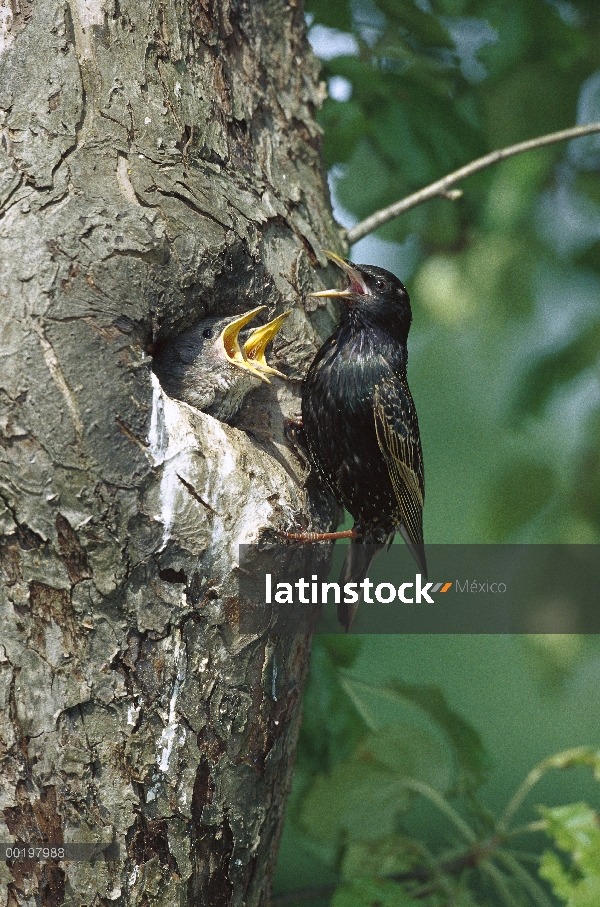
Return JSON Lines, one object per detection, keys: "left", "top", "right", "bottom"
{"left": 375, "top": 0, "right": 454, "bottom": 51}
{"left": 384, "top": 681, "right": 490, "bottom": 792}
{"left": 336, "top": 137, "right": 397, "bottom": 221}
{"left": 371, "top": 101, "right": 438, "bottom": 185}
{"left": 484, "top": 64, "right": 577, "bottom": 148}
{"left": 300, "top": 758, "right": 412, "bottom": 844}
{"left": 319, "top": 99, "right": 370, "bottom": 166}
{"left": 573, "top": 172, "right": 600, "bottom": 209}
{"left": 300, "top": 718, "right": 455, "bottom": 848}
{"left": 322, "top": 636, "right": 364, "bottom": 670}
{"left": 305, "top": 0, "right": 354, "bottom": 32}
{"left": 540, "top": 803, "right": 600, "bottom": 906}
{"left": 451, "top": 892, "right": 487, "bottom": 907}
{"left": 539, "top": 748, "right": 600, "bottom": 780}
{"left": 542, "top": 802, "right": 600, "bottom": 860}
{"left": 341, "top": 834, "right": 423, "bottom": 881}
{"left": 357, "top": 722, "right": 453, "bottom": 794}
{"left": 540, "top": 849, "right": 600, "bottom": 907}
{"left": 483, "top": 151, "right": 557, "bottom": 233}
{"left": 539, "top": 851, "right": 573, "bottom": 901}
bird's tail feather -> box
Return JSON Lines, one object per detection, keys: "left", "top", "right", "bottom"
{"left": 337, "top": 528, "right": 427, "bottom": 631}
{"left": 399, "top": 523, "right": 428, "bottom": 580}
{"left": 337, "top": 540, "right": 384, "bottom": 632}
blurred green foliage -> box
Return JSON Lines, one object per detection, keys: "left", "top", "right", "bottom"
{"left": 274, "top": 0, "right": 600, "bottom": 904}
{"left": 275, "top": 644, "right": 600, "bottom": 906}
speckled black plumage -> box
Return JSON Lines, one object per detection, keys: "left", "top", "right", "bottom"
{"left": 301, "top": 258, "right": 426, "bottom": 627}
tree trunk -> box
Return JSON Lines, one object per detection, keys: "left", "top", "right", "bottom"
{"left": 0, "top": 2, "right": 339, "bottom": 904}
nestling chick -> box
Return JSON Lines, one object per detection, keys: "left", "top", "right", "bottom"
{"left": 152, "top": 307, "right": 289, "bottom": 422}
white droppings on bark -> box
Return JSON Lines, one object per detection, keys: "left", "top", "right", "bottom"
{"left": 198, "top": 416, "right": 234, "bottom": 476}
{"left": 156, "top": 631, "right": 186, "bottom": 772}
{"left": 127, "top": 703, "right": 140, "bottom": 726}
{"left": 147, "top": 372, "right": 199, "bottom": 547}
{"left": 147, "top": 372, "right": 168, "bottom": 462}
{"left": 196, "top": 415, "right": 275, "bottom": 565}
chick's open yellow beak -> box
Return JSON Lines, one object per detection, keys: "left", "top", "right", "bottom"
{"left": 307, "top": 250, "right": 369, "bottom": 298}
{"left": 243, "top": 310, "right": 290, "bottom": 378}
{"left": 219, "top": 307, "right": 270, "bottom": 383}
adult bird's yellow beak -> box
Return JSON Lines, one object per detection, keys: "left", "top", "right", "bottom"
{"left": 219, "top": 307, "right": 270, "bottom": 383}
{"left": 307, "top": 250, "right": 369, "bottom": 298}
{"left": 243, "top": 310, "right": 290, "bottom": 378}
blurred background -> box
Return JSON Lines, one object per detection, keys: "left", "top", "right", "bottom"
{"left": 273, "top": 1, "right": 600, "bottom": 905}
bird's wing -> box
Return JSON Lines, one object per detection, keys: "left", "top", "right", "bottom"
{"left": 373, "top": 376, "right": 425, "bottom": 551}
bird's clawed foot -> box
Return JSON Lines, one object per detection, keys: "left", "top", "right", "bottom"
{"left": 277, "top": 528, "right": 358, "bottom": 543}
{"left": 284, "top": 416, "right": 309, "bottom": 468}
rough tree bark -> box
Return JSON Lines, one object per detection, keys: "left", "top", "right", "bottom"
{"left": 0, "top": 1, "right": 340, "bottom": 904}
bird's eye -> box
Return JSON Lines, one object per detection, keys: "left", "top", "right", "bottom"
{"left": 374, "top": 278, "right": 387, "bottom": 291}
{"left": 202, "top": 328, "right": 214, "bottom": 339}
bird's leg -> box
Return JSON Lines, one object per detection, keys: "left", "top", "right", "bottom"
{"left": 277, "top": 528, "right": 359, "bottom": 542}
{"left": 284, "top": 416, "right": 309, "bottom": 468}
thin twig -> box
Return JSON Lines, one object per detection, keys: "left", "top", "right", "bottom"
{"left": 400, "top": 778, "right": 477, "bottom": 844}
{"left": 496, "top": 849, "right": 555, "bottom": 907}
{"left": 337, "top": 675, "right": 380, "bottom": 731}
{"left": 504, "top": 819, "right": 547, "bottom": 840}
{"left": 481, "top": 860, "right": 520, "bottom": 907}
{"left": 497, "top": 763, "right": 548, "bottom": 834}
{"left": 346, "top": 121, "right": 600, "bottom": 244}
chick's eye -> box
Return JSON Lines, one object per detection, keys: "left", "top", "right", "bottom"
{"left": 375, "top": 278, "right": 387, "bottom": 291}
{"left": 202, "top": 328, "right": 214, "bottom": 339}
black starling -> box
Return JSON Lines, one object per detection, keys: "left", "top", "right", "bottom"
{"left": 285, "top": 251, "right": 426, "bottom": 630}
{"left": 153, "top": 307, "right": 289, "bottom": 422}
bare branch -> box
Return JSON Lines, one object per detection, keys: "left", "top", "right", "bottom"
{"left": 346, "top": 121, "right": 600, "bottom": 245}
